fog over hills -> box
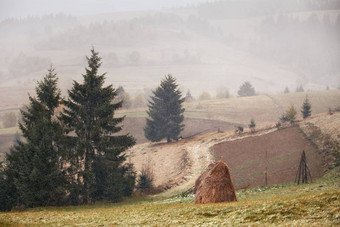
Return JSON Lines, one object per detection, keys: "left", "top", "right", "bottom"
{"left": 0, "top": 0, "right": 208, "bottom": 20}
{"left": 0, "top": 0, "right": 339, "bottom": 100}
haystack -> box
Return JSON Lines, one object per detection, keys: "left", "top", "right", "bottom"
{"left": 194, "top": 162, "right": 216, "bottom": 193}
{"left": 195, "top": 161, "right": 237, "bottom": 204}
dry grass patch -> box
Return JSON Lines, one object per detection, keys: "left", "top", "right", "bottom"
{"left": 0, "top": 168, "right": 339, "bottom": 226}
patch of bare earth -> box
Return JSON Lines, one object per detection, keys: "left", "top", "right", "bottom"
{"left": 211, "top": 126, "right": 325, "bottom": 189}
{"left": 128, "top": 120, "right": 330, "bottom": 196}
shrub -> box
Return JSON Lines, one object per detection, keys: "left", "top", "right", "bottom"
{"left": 136, "top": 168, "right": 153, "bottom": 193}
{"left": 249, "top": 119, "right": 256, "bottom": 133}
{"left": 280, "top": 105, "right": 297, "bottom": 124}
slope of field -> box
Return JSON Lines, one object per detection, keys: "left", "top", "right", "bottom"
{"left": 120, "top": 117, "right": 235, "bottom": 144}
{"left": 1, "top": 90, "right": 339, "bottom": 162}
{"left": 128, "top": 112, "right": 340, "bottom": 195}
{"left": 301, "top": 112, "right": 340, "bottom": 142}
{"left": 184, "top": 90, "right": 340, "bottom": 125}
{"left": 211, "top": 127, "right": 324, "bottom": 188}
{"left": 119, "top": 90, "right": 340, "bottom": 144}
{"left": 1, "top": 169, "right": 339, "bottom": 226}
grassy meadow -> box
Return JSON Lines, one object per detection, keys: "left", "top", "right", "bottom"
{"left": 1, "top": 168, "right": 339, "bottom": 226}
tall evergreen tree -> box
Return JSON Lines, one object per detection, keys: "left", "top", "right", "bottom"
{"left": 185, "top": 90, "right": 194, "bottom": 102}
{"left": 144, "top": 75, "right": 185, "bottom": 142}
{"left": 301, "top": 96, "right": 312, "bottom": 119}
{"left": 238, "top": 81, "right": 256, "bottom": 97}
{"left": 1, "top": 66, "right": 66, "bottom": 210}
{"left": 61, "top": 48, "right": 135, "bottom": 204}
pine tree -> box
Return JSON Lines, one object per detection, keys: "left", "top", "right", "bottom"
{"left": 249, "top": 118, "right": 256, "bottom": 133}
{"left": 185, "top": 90, "right": 194, "bottom": 102}
{"left": 1, "top": 66, "right": 66, "bottom": 209}
{"left": 144, "top": 75, "right": 185, "bottom": 142}
{"left": 61, "top": 48, "right": 135, "bottom": 204}
{"left": 301, "top": 96, "right": 312, "bottom": 119}
{"left": 238, "top": 81, "right": 256, "bottom": 97}
{"left": 116, "top": 86, "right": 132, "bottom": 109}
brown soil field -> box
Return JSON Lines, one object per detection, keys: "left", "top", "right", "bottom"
{"left": 210, "top": 126, "right": 325, "bottom": 188}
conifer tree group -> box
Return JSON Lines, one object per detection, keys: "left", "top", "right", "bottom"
{"left": 0, "top": 49, "right": 136, "bottom": 210}
{"left": 238, "top": 81, "right": 256, "bottom": 97}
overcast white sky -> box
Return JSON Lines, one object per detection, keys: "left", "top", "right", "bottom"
{"left": 0, "top": 0, "right": 211, "bottom": 21}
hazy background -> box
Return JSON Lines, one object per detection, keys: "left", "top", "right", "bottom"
{"left": 0, "top": 0, "right": 210, "bottom": 20}
{"left": 1, "top": 0, "right": 339, "bottom": 102}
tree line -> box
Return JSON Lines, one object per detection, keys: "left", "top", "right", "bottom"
{"left": 0, "top": 48, "right": 186, "bottom": 211}
{"left": 0, "top": 49, "right": 136, "bottom": 210}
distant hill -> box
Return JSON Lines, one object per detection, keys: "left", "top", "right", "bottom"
{"left": 0, "top": 3, "right": 339, "bottom": 96}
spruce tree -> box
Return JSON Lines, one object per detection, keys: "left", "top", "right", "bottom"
{"left": 61, "top": 48, "right": 135, "bottom": 204}
{"left": 2, "top": 66, "right": 66, "bottom": 209}
{"left": 144, "top": 75, "right": 185, "bottom": 142}
{"left": 249, "top": 118, "right": 256, "bottom": 133}
{"left": 185, "top": 90, "right": 194, "bottom": 102}
{"left": 301, "top": 96, "right": 312, "bottom": 119}
{"left": 238, "top": 81, "right": 256, "bottom": 97}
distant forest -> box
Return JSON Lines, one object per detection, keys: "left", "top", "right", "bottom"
{"left": 0, "top": 0, "right": 339, "bottom": 88}
{"left": 198, "top": 0, "right": 340, "bottom": 19}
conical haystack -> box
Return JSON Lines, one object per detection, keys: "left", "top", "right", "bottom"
{"left": 195, "top": 161, "right": 237, "bottom": 204}
{"left": 194, "top": 162, "right": 216, "bottom": 193}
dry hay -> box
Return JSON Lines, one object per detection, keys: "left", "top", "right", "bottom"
{"left": 194, "top": 162, "right": 216, "bottom": 193}
{"left": 195, "top": 161, "right": 237, "bottom": 204}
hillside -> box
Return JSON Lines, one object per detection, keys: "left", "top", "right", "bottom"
{"left": 1, "top": 90, "right": 339, "bottom": 160}
{"left": 117, "top": 90, "right": 340, "bottom": 143}
{"left": 211, "top": 127, "right": 324, "bottom": 187}
{"left": 126, "top": 112, "right": 340, "bottom": 196}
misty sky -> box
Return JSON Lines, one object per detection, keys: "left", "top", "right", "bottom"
{"left": 0, "top": 0, "right": 210, "bottom": 21}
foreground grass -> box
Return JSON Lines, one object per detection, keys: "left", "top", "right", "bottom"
{"left": 1, "top": 169, "right": 339, "bottom": 226}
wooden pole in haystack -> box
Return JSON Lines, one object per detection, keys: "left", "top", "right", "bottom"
{"left": 295, "top": 150, "right": 313, "bottom": 184}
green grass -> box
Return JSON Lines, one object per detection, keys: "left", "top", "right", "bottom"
{"left": 1, "top": 168, "right": 339, "bottom": 226}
